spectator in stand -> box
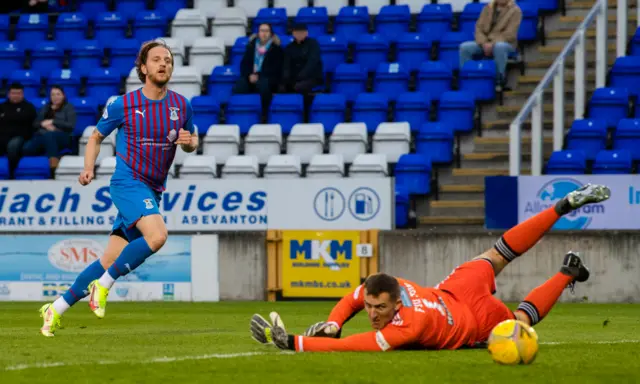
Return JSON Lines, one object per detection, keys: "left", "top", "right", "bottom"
{"left": 459, "top": 0, "right": 522, "bottom": 91}
{"left": 282, "top": 23, "right": 323, "bottom": 95}
{"left": 233, "top": 23, "right": 284, "bottom": 114}
{"left": 0, "top": 83, "right": 37, "bottom": 178}
{"left": 23, "top": 85, "right": 76, "bottom": 172}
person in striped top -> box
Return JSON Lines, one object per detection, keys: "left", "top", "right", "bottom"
{"left": 39, "top": 40, "right": 198, "bottom": 336}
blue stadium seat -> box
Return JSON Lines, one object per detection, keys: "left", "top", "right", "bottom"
{"left": 309, "top": 93, "right": 346, "bottom": 134}
{"left": 10, "top": 70, "right": 41, "bottom": 99}
{"left": 86, "top": 67, "right": 122, "bottom": 104}
{"left": 565, "top": 119, "right": 608, "bottom": 161}
{"left": 610, "top": 56, "right": 640, "bottom": 98}
{"left": 317, "top": 35, "right": 348, "bottom": 74}
{"left": 31, "top": 97, "right": 47, "bottom": 109}
{"left": 517, "top": 3, "right": 539, "bottom": 42}
{"left": 0, "top": 157, "right": 9, "bottom": 180}
{"left": 156, "top": 0, "right": 188, "bottom": 19}
{"left": 416, "top": 122, "right": 454, "bottom": 164}
{"left": 133, "top": 11, "right": 168, "bottom": 42}
{"left": 110, "top": 38, "right": 139, "bottom": 75}
{"left": 71, "top": 97, "right": 99, "bottom": 136}
{"left": 0, "top": 43, "right": 24, "bottom": 78}
{"left": 459, "top": 60, "right": 497, "bottom": 102}
{"left": 268, "top": 94, "right": 304, "bottom": 135}
{"left": 49, "top": 70, "right": 81, "bottom": 98}
{"left": 631, "top": 27, "right": 640, "bottom": 56}
{"left": 191, "top": 96, "right": 220, "bottom": 131}
{"left": 0, "top": 15, "right": 9, "bottom": 41}
{"left": 78, "top": 0, "right": 109, "bottom": 20}
{"left": 30, "top": 42, "right": 63, "bottom": 74}
{"left": 592, "top": 149, "right": 633, "bottom": 174}
{"left": 396, "top": 33, "right": 431, "bottom": 73}
{"left": 394, "top": 92, "right": 430, "bottom": 135}
{"left": 17, "top": 14, "right": 49, "bottom": 50}
{"left": 520, "top": 0, "right": 558, "bottom": 13}
{"left": 353, "top": 34, "right": 389, "bottom": 73}
{"left": 226, "top": 95, "right": 262, "bottom": 135}
{"left": 231, "top": 37, "right": 249, "bottom": 67}
{"left": 352, "top": 93, "right": 389, "bottom": 134}
{"left": 613, "top": 119, "right": 640, "bottom": 161}
{"left": 332, "top": 63, "right": 367, "bottom": 102}
{"left": 70, "top": 40, "right": 104, "bottom": 72}
{"left": 55, "top": 13, "right": 88, "bottom": 49}
{"left": 437, "top": 91, "right": 476, "bottom": 134}
{"left": 280, "top": 35, "right": 294, "bottom": 48}
{"left": 295, "top": 7, "right": 329, "bottom": 37}
{"left": 588, "top": 87, "right": 629, "bottom": 128}
{"left": 459, "top": 3, "right": 486, "bottom": 36}
{"left": 375, "top": 5, "right": 411, "bottom": 43}
{"left": 439, "top": 31, "right": 473, "bottom": 70}
{"left": 374, "top": 63, "right": 409, "bottom": 101}
{"left": 395, "top": 184, "right": 410, "bottom": 228}
{"left": 395, "top": 154, "right": 432, "bottom": 195}
{"left": 545, "top": 150, "right": 587, "bottom": 175}
{"left": 334, "top": 6, "right": 370, "bottom": 43}
{"left": 417, "top": 61, "right": 452, "bottom": 101}
{"left": 94, "top": 12, "right": 128, "bottom": 49}
{"left": 116, "top": 0, "right": 148, "bottom": 21}
{"left": 417, "top": 4, "right": 453, "bottom": 41}
{"left": 208, "top": 66, "right": 239, "bottom": 104}
{"left": 15, "top": 157, "right": 50, "bottom": 180}
{"left": 253, "top": 8, "right": 288, "bottom": 36}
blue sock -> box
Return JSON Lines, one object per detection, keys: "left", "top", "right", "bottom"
{"left": 107, "top": 237, "right": 154, "bottom": 280}
{"left": 62, "top": 260, "right": 105, "bottom": 306}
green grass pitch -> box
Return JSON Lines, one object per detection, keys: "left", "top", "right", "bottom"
{"left": 1, "top": 302, "right": 639, "bottom": 383}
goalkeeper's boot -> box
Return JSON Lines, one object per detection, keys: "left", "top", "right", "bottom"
{"left": 559, "top": 184, "right": 611, "bottom": 214}
{"left": 560, "top": 251, "right": 590, "bottom": 293}
{"left": 39, "top": 303, "right": 61, "bottom": 337}
{"left": 88, "top": 280, "right": 109, "bottom": 319}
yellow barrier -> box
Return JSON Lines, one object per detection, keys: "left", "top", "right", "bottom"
{"left": 266, "top": 230, "right": 379, "bottom": 301}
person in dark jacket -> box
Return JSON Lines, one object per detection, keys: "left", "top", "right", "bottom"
{"left": 23, "top": 85, "right": 76, "bottom": 171}
{"left": 233, "top": 23, "right": 284, "bottom": 114}
{"left": 282, "top": 23, "right": 323, "bottom": 94}
{"left": 0, "top": 83, "right": 37, "bottom": 177}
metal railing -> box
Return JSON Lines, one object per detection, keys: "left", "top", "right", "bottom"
{"left": 509, "top": 0, "right": 634, "bottom": 176}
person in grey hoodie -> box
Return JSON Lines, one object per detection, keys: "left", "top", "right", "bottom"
{"left": 23, "top": 85, "right": 76, "bottom": 170}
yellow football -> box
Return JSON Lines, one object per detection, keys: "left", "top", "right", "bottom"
{"left": 487, "top": 319, "right": 539, "bottom": 365}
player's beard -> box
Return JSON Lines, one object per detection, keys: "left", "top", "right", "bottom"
{"left": 149, "top": 72, "right": 171, "bottom": 88}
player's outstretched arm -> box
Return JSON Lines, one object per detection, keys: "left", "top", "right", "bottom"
{"left": 306, "top": 284, "right": 366, "bottom": 337}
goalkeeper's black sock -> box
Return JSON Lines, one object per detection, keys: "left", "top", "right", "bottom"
{"left": 286, "top": 335, "right": 296, "bottom": 350}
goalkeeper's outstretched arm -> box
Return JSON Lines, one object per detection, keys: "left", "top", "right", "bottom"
{"left": 325, "top": 284, "right": 367, "bottom": 330}
{"left": 290, "top": 325, "right": 417, "bottom": 352}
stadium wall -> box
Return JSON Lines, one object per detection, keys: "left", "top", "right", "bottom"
{"left": 378, "top": 231, "right": 640, "bottom": 303}
{"left": 218, "top": 232, "right": 267, "bottom": 301}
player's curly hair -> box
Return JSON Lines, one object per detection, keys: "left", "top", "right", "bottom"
{"left": 135, "top": 39, "right": 174, "bottom": 83}
{"left": 364, "top": 273, "right": 400, "bottom": 302}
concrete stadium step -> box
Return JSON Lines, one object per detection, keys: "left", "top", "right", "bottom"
{"left": 538, "top": 42, "right": 618, "bottom": 54}
{"left": 451, "top": 167, "right": 530, "bottom": 183}
{"left": 418, "top": 216, "right": 485, "bottom": 226}
{"left": 567, "top": 0, "right": 636, "bottom": 8}
{"left": 496, "top": 103, "right": 575, "bottom": 118}
{"left": 518, "top": 74, "right": 596, "bottom": 84}
{"left": 557, "top": 13, "right": 636, "bottom": 28}
{"left": 502, "top": 88, "right": 592, "bottom": 99}
{"left": 429, "top": 199, "right": 485, "bottom": 216}
{"left": 482, "top": 118, "right": 574, "bottom": 131}
{"left": 437, "top": 184, "right": 485, "bottom": 201}
{"left": 462, "top": 152, "right": 552, "bottom": 168}
{"left": 473, "top": 136, "right": 553, "bottom": 153}
{"left": 525, "top": 59, "right": 596, "bottom": 69}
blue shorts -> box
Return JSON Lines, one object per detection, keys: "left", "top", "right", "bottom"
{"left": 110, "top": 179, "right": 162, "bottom": 242}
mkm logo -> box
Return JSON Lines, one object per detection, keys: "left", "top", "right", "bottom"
{"left": 290, "top": 240, "right": 353, "bottom": 271}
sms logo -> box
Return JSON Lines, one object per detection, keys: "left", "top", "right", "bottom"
{"left": 290, "top": 240, "right": 353, "bottom": 271}
{"left": 525, "top": 178, "right": 605, "bottom": 229}
{"left": 48, "top": 238, "right": 104, "bottom": 272}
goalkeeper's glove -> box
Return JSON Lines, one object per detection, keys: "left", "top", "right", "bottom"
{"left": 303, "top": 321, "right": 340, "bottom": 338}
{"left": 250, "top": 311, "right": 294, "bottom": 351}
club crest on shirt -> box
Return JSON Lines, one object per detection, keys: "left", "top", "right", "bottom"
{"left": 143, "top": 198, "right": 154, "bottom": 209}
{"left": 169, "top": 107, "right": 180, "bottom": 121}
{"left": 167, "top": 129, "right": 177, "bottom": 142}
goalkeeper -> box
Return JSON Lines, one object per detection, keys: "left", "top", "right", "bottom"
{"left": 251, "top": 184, "right": 609, "bottom": 352}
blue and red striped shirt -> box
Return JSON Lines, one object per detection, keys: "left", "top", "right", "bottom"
{"left": 96, "top": 89, "right": 195, "bottom": 192}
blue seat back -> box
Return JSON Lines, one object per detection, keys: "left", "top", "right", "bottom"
{"left": 231, "top": 37, "right": 249, "bottom": 67}
{"left": 335, "top": 6, "right": 370, "bottom": 43}
{"left": 71, "top": 40, "right": 104, "bottom": 71}
{"left": 437, "top": 91, "right": 476, "bottom": 133}
{"left": 49, "top": 69, "right": 81, "bottom": 98}
{"left": 208, "top": 66, "right": 239, "bottom": 104}
{"left": 86, "top": 67, "right": 121, "bottom": 104}
{"left": 589, "top": 87, "right": 629, "bottom": 128}
{"left": 95, "top": 12, "right": 127, "bottom": 48}
{"left": 459, "top": 60, "right": 497, "bottom": 102}
{"left": 133, "top": 11, "right": 168, "bottom": 42}
{"left": 545, "top": 150, "right": 587, "bottom": 175}
{"left": 31, "top": 42, "right": 64, "bottom": 74}
{"left": 592, "top": 149, "right": 632, "bottom": 174}
{"left": 395, "top": 154, "right": 432, "bottom": 195}
{"left": 374, "top": 63, "right": 409, "bottom": 101}
{"left": 459, "top": 3, "right": 486, "bottom": 36}
{"left": 416, "top": 122, "right": 454, "bottom": 164}
{"left": 610, "top": 56, "right": 640, "bottom": 98}
{"left": 394, "top": 184, "right": 410, "bottom": 228}
{"left": 396, "top": 33, "right": 431, "bottom": 73}
{"left": 394, "top": 92, "right": 430, "bottom": 134}
{"left": 317, "top": 35, "right": 348, "bottom": 74}
{"left": 332, "top": 63, "right": 366, "bottom": 102}
{"left": 268, "top": 94, "right": 304, "bottom": 135}
{"left": 17, "top": 14, "right": 49, "bottom": 50}
{"left": 613, "top": 118, "right": 640, "bottom": 160}
{"left": 191, "top": 96, "right": 220, "bottom": 130}
{"left": 55, "top": 13, "right": 88, "bottom": 49}
{"left": 309, "top": 93, "right": 346, "bottom": 134}
{"left": 518, "top": 4, "right": 539, "bottom": 42}
{"left": 226, "top": 95, "right": 262, "bottom": 135}
{"left": 0, "top": 43, "right": 24, "bottom": 76}
{"left": 352, "top": 93, "right": 389, "bottom": 134}
{"left": 15, "top": 156, "right": 50, "bottom": 180}
{"left": 156, "top": 0, "right": 188, "bottom": 19}
{"left": 116, "top": 0, "right": 148, "bottom": 20}
{"left": 566, "top": 119, "right": 607, "bottom": 160}
{"left": 0, "top": 157, "right": 9, "bottom": 180}
{"left": 10, "top": 70, "right": 41, "bottom": 99}
{"left": 71, "top": 97, "right": 98, "bottom": 135}
{"left": 295, "top": 7, "right": 329, "bottom": 37}
{"left": 438, "top": 31, "right": 473, "bottom": 70}
{"left": 417, "top": 61, "right": 453, "bottom": 100}
{"left": 375, "top": 5, "right": 411, "bottom": 43}
{"left": 253, "top": 8, "right": 288, "bottom": 36}
{"left": 353, "top": 34, "right": 389, "bottom": 72}
{"left": 79, "top": 0, "right": 109, "bottom": 20}
{"left": 110, "top": 38, "right": 140, "bottom": 74}
{"left": 417, "top": 4, "right": 453, "bottom": 41}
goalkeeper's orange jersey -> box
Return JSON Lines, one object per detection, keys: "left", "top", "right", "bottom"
{"left": 293, "top": 278, "right": 479, "bottom": 352}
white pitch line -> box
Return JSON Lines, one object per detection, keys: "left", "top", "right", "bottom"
{"left": 4, "top": 340, "right": 640, "bottom": 371}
